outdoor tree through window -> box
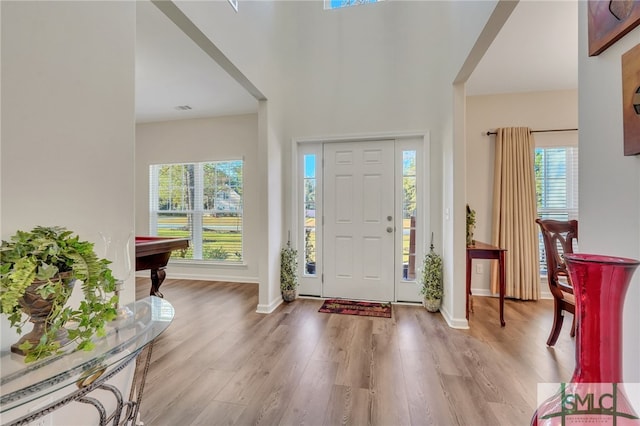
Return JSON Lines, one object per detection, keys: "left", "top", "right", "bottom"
{"left": 150, "top": 160, "right": 243, "bottom": 263}
{"left": 402, "top": 150, "right": 417, "bottom": 281}
{"left": 303, "top": 154, "right": 317, "bottom": 276}
{"left": 535, "top": 145, "right": 578, "bottom": 273}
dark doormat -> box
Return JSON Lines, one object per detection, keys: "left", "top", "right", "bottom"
{"left": 318, "top": 299, "right": 392, "bottom": 318}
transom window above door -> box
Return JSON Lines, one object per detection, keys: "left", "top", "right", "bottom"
{"left": 324, "top": 0, "right": 382, "bottom": 10}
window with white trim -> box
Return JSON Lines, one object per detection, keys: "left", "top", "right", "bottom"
{"left": 149, "top": 160, "right": 243, "bottom": 263}
{"left": 303, "top": 154, "right": 317, "bottom": 276}
{"left": 535, "top": 144, "right": 578, "bottom": 273}
{"left": 324, "top": 0, "right": 381, "bottom": 10}
{"left": 401, "top": 150, "right": 417, "bottom": 281}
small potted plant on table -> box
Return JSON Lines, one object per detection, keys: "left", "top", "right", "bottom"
{"left": 0, "top": 226, "right": 118, "bottom": 362}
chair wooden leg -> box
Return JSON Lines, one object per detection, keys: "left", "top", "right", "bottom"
{"left": 546, "top": 300, "right": 564, "bottom": 346}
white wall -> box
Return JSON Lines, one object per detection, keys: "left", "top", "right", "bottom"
{"left": 1, "top": 0, "right": 136, "bottom": 344}
{"left": 176, "top": 1, "right": 285, "bottom": 102}
{"left": 174, "top": 1, "right": 288, "bottom": 311}
{"left": 466, "top": 89, "right": 578, "bottom": 297}
{"left": 170, "top": 0, "right": 493, "bottom": 320}
{"left": 578, "top": 2, "right": 640, "bottom": 382}
{"left": 276, "top": 0, "right": 497, "bottom": 327}
{"left": 135, "top": 114, "right": 260, "bottom": 283}
{"left": 1, "top": 1, "right": 136, "bottom": 422}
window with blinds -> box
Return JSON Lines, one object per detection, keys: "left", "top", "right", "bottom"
{"left": 535, "top": 145, "right": 578, "bottom": 273}
{"left": 149, "top": 160, "right": 243, "bottom": 263}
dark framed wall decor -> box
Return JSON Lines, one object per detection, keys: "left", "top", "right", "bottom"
{"left": 589, "top": 0, "right": 640, "bottom": 56}
{"left": 622, "top": 43, "right": 640, "bottom": 155}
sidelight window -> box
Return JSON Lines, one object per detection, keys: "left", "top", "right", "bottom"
{"left": 401, "top": 150, "right": 417, "bottom": 281}
{"left": 303, "top": 155, "right": 317, "bottom": 276}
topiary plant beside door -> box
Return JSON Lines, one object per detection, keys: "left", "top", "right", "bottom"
{"left": 0, "top": 226, "right": 118, "bottom": 362}
{"left": 420, "top": 233, "right": 443, "bottom": 313}
{"left": 280, "top": 238, "right": 298, "bottom": 302}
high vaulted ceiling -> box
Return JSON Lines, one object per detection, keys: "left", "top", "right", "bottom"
{"left": 135, "top": 0, "right": 578, "bottom": 123}
{"left": 135, "top": 1, "right": 257, "bottom": 124}
{"left": 466, "top": 0, "right": 578, "bottom": 96}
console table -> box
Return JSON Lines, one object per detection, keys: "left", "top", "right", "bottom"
{"left": 466, "top": 241, "right": 507, "bottom": 327}
{"left": 0, "top": 296, "right": 174, "bottom": 426}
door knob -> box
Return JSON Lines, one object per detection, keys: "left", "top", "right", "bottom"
{"left": 386, "top": 227, "right": 393, "bottom": 233}
{"left": 387, "top": 216, "right": 393, "bottom": 221}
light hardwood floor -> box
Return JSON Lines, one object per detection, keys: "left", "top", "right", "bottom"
{"left": 135, "top": 278, "right": 575, "bottom": 426}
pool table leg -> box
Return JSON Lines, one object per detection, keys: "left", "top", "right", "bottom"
{"left": 150, "top": 267, "right": 167, "bottom": 298}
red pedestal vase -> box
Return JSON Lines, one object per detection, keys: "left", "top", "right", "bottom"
{"left": 532, "top": 253, "right": 640, "bottom": 425}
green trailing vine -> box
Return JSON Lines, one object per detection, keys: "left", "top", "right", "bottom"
{"left": 0, "top": 226, "right": 117, "bottom": 362}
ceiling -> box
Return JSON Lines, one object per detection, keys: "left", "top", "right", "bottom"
{"left": 135, "top": 1, "right": 257, "bottom": 124}
{"left": 466, "top": 0, "right": 578, "bottom": 96}
{"left": 135, "top": 0, "right": 578, "bottom": 123}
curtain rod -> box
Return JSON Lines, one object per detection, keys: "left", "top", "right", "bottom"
{"left": 485, "top": 128, "right": 578, "bottom": 136}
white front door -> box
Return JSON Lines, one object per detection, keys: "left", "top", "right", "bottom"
{"left": 323, "top": 140, "right": 395, "bottom": 301}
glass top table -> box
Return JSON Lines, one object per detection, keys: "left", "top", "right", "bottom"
{"left": 0, "top": 296, "right": 174, "bottom": 416}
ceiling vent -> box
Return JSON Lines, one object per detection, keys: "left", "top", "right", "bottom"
{"left": 175, "top": 105, "right": 192, "bottom": 111}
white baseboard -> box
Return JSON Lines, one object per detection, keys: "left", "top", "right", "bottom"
{"left": 469, "top": 288, "right": 494, "bottom": 297}
{"left": 256, "top": 297, "right": 282, "bottom": 314}
{"left": 439, "top": 305, "right": 469, "bottom": 329}
{"left": 135, "top": 271, "right": 259, "bottom": 284}
{"left": 471, "top": 287, "right": 554, "bottom": 300}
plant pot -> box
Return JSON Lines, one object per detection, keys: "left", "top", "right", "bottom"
{"left": 531, "top": 253, "right": 640, "bottom": 425}
{"left": 11, "top": 274, "right": 75, "bottom": 355}
{"left": 282, "top": 289, "right": 297, "bottom": 302}
{"left": 306, "top": 262, "right": 316, "bottom": 275}
{"left": 423, "top": 297, "right": 441, "bottom": 313}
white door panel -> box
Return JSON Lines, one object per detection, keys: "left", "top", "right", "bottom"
{"left": 323, "top": 140, "right": 395, "bottom": 301}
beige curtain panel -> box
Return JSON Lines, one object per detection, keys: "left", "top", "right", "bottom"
{"left": 490, "top": 127, "right": 540, "bottom": 300}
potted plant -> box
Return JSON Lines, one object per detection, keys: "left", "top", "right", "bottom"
{"left": 420, "top": 234, "right": 443, "bottom": 312}
{"left": 466, "top": 204, "right": 476, "bottom": 246}
{"left": 280, "top": 239, "right": 298, "bottom": 302}
{"left": 0, "top": 226, "right": 118, "bottom": 362}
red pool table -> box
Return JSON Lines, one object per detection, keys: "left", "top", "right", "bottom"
{"left": 135, "top": 236, "right": 190, "bottom": 297}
